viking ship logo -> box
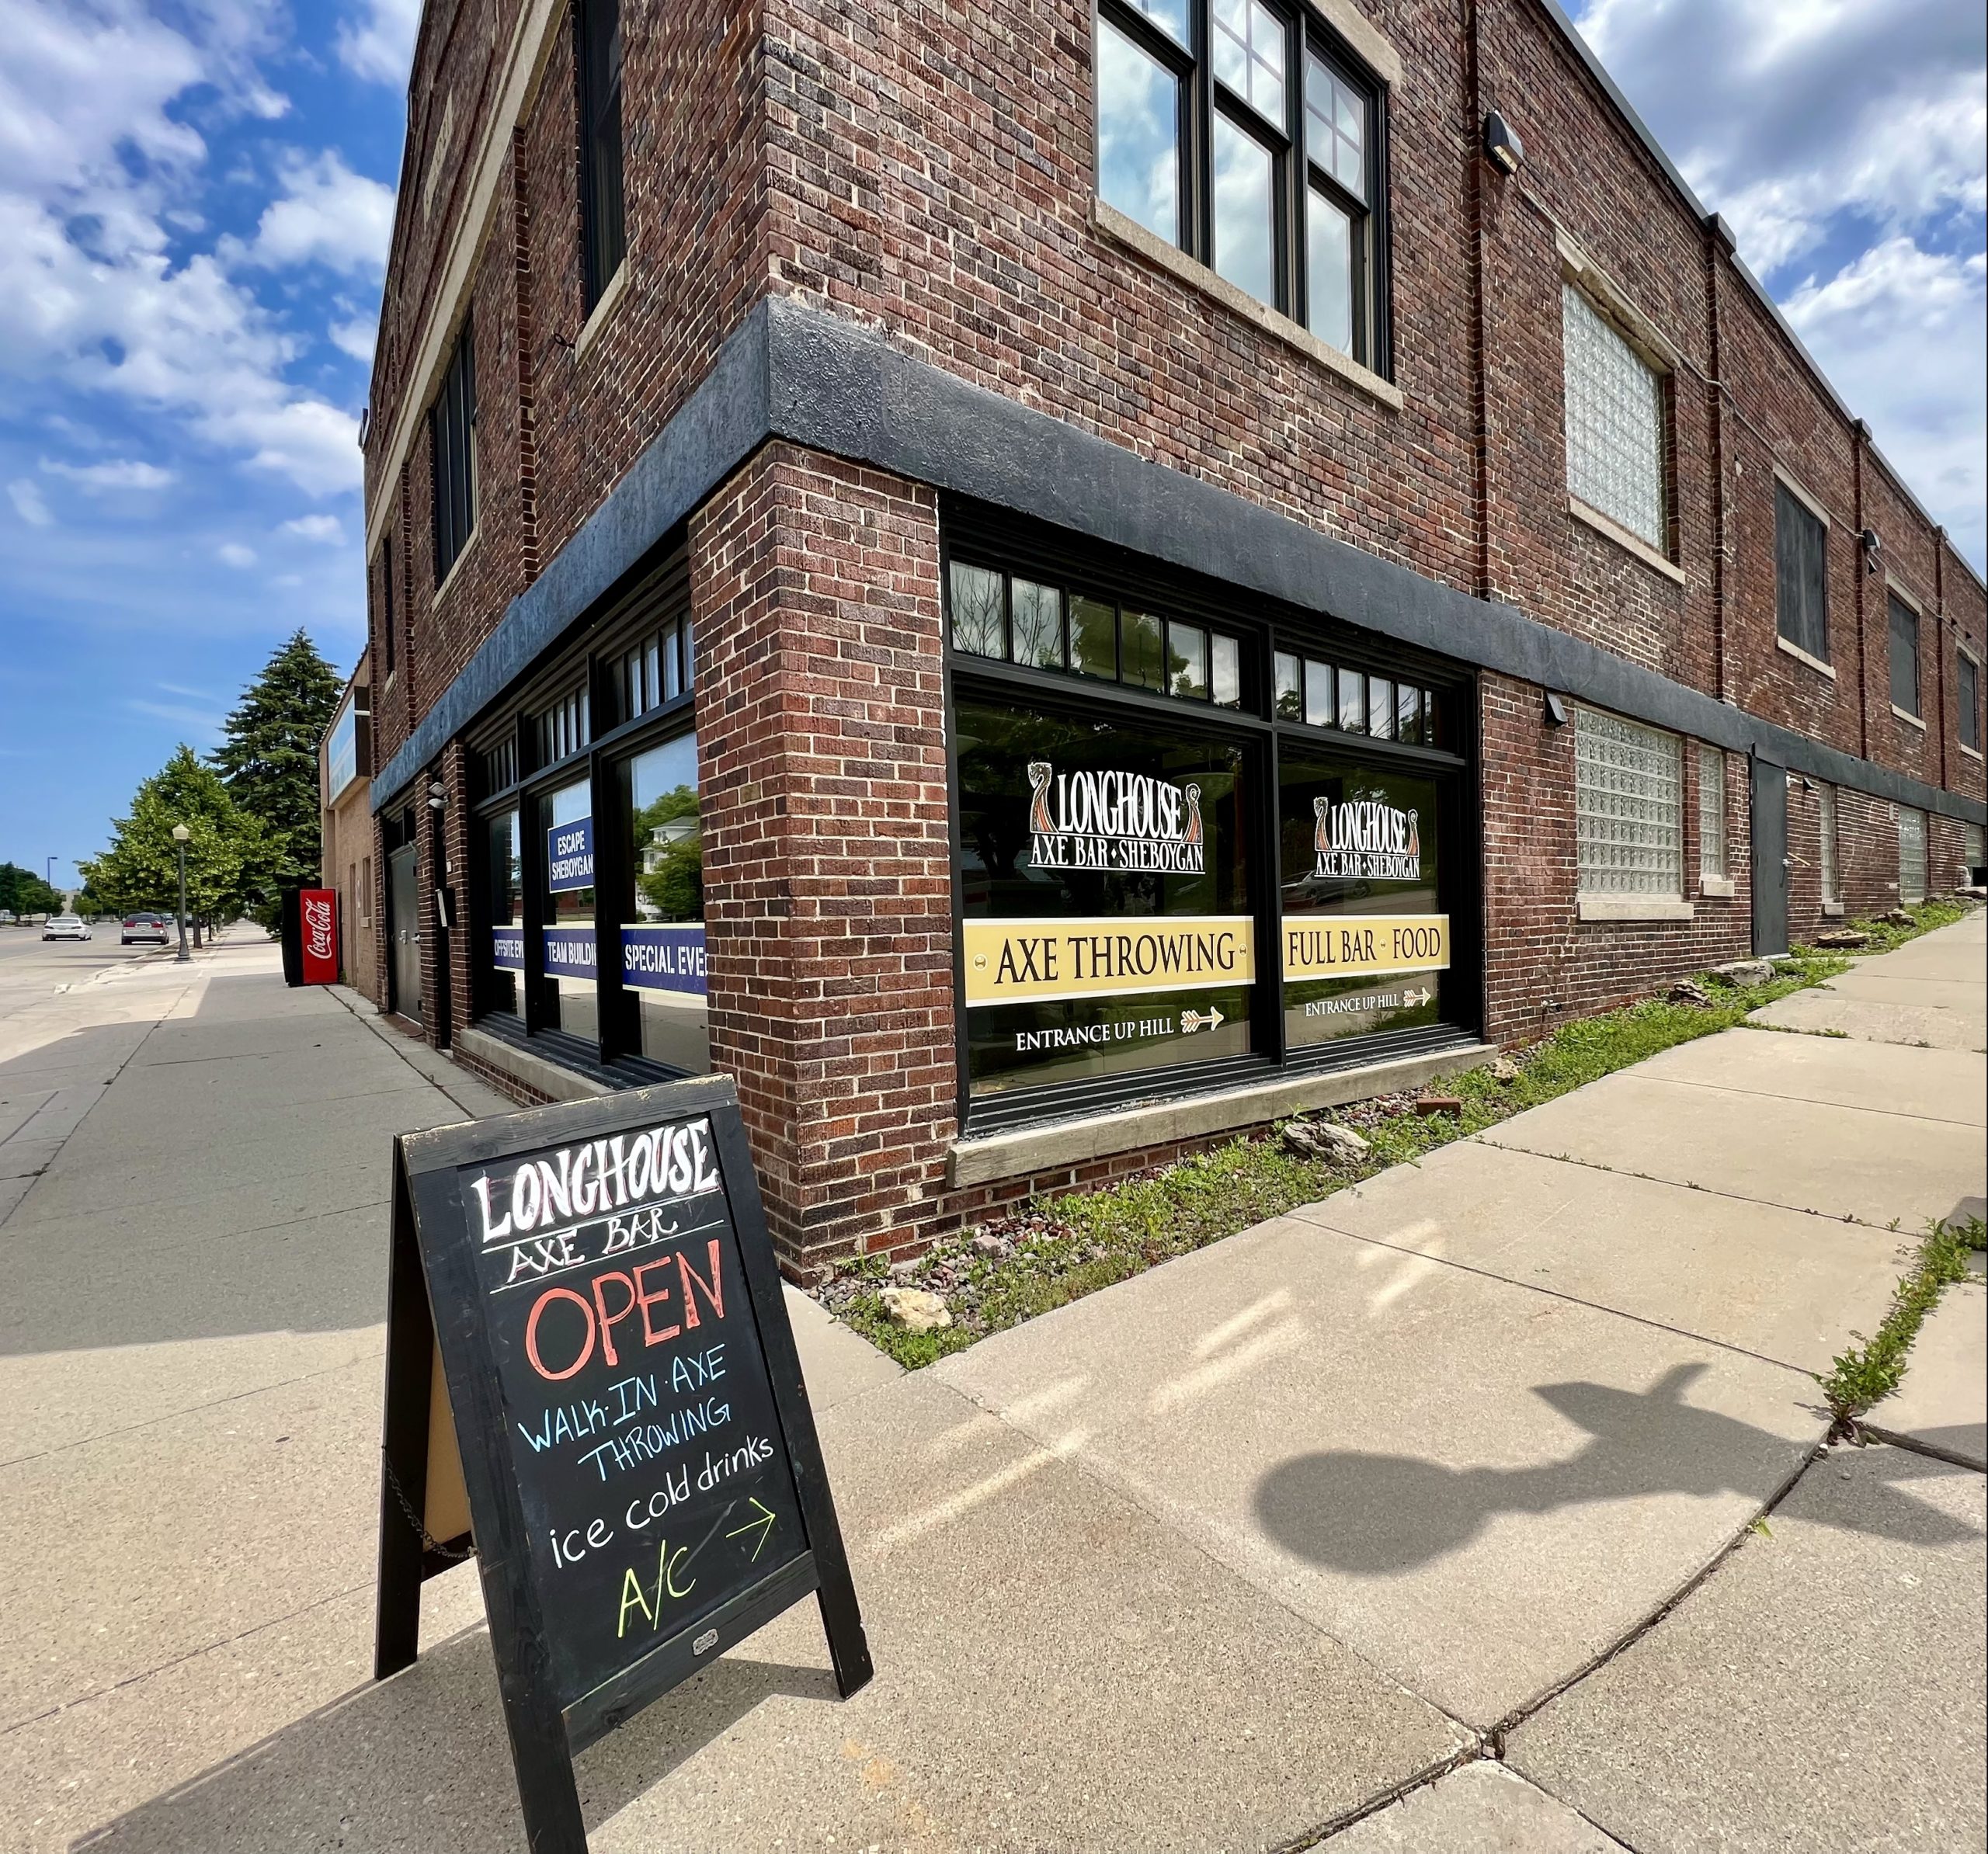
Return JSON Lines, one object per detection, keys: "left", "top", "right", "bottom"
{"left": 1027, "top": 761, "right": 1055, "bottom": 835}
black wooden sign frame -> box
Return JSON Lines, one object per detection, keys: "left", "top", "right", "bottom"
{"left": 373, "top": 1075, "right": 871, "bottom": 1853}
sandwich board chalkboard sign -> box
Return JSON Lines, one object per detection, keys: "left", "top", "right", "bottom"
{"left": 373, "top": 1075, "right": 871, "bottom": 1853}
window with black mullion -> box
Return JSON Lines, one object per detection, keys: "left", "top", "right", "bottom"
{"left": 576, "top": 0, "right": 625, "bottom": 308}
{"left": 1095, "top": 2, "right": 1383, "bottom": 366}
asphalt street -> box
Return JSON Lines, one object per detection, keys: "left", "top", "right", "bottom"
{"left": 0, "top": 924, "right": 162, "bottom": 1023}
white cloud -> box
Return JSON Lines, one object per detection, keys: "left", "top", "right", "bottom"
{"left": 40, "top": 457, "right": 176, "bottom": 490}
{"left": 336, "top": 0, "right": 420, "bottom": 87}
{"left": 217, "top": 541, "right": 256, "bottom": 568}
{"left": 237, "top": 150, "right": 395, "bottom": 276}
{"left": 280, "top": 513, "right": 343, "bottom": 543}
{"left": 1783, "top": 238, "right": 1987, "bottom": 568}
{"left": 127, "top": 696, "right": 225, "bottom": 733}
{"left": 7, "top": 477, "right": 54, "bottom": 526}
{"left": 0, "top": 0, "right": 369, "bottom": 498}
{"left": 330, "top": 314, "right": 378, "bottom": 362}
{"left": 1577, "top": 0, "right": 1986, "bottom": 276}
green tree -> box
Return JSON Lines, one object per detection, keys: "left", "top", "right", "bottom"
{"left": 0, "top": 863, "right": 63, "bottom": 916}
{"left": 78, "top": 748, "right": 267, "bottom": 937}
{"left": 210, "top": 629, "right": 342, "bottom": 923}
{"left": 633, "top": 786, "right": 703, "bottom": 921}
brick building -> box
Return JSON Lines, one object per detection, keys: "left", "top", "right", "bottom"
{"left": 361, "top": 0, "right": 1987, "bottom": 1276}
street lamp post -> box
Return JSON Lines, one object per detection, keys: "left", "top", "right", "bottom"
{"left": 171, "top": 825, "right": 191, "bottom": 963}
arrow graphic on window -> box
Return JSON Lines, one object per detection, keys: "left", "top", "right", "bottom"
{"left": 725, "top": 1497, "right": 777, "bottom": 1561}
{"left": 1180, "top": 1007, "right": 1225, "bottom": 1033}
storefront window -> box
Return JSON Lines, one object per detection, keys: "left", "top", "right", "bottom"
{"left": 487, "top": 809, "right": 521, "bottom": 1016}
{"left": 541, "top": 778, "right": 597, "bottom": 1043}
{"left": 1279, "top": 753, "right": 1448, "bottom": 1049}
{"left": 956, "top": 697, "right": 1254, "bottom": 1098}
{"left": 621, "top": 732, "right": 708, "bottom": 1074}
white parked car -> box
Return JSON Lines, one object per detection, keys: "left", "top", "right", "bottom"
{"left": 43, "top": 914, "right": 91, "bottom": 941}
{"left": 120, "top": 913, "right": 171, "bottom": 946}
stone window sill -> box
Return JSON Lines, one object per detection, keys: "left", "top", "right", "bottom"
{"left": 1567, "top": 498, "right": 1685, "bottom": 585}
{"left": 1890, "top": 703, "right": 1926, "bottom": 732}
{"left": 574, "top": 262, "right": 629, "bottom": 363}
{"left": 1822, "top": 901, "right": 1846, "bottom": 917}
{"left": 1961, "top": 742, "right": 1984, "bottom": 762}
{"left": 1090, "top": 200, "right": 1405, "bottom": 413}
{"left": 1698, "top": 875, "right": 1735, "bottom": 898}
{"left": 1776, "top": 635, "right": 1837, "bottom": 681}
{"left": 1577, "top": 894, "right": 1695, "bottom": 922}
{"left": 432, "top": 523, "right": 481, "bottom": 607}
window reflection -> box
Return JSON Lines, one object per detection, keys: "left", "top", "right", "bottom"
{"left": 625, "top": 734, "right": 709, "bottom": 1074}
{"left": 1098, "top": 17, "right": 1180, "bottom": 245}
{"left": 486, "top": 809, "right": 520, "bottom": 1015}
{"left": 1212, "top": 114, "right": 1274, "bottom": 306}
{"left": 542, "top": 778, "right": 596, "bottom": 1044}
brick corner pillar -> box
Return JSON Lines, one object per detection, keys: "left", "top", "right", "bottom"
{"left": 691, "top": 443, "right": 958, "bottom": 1278}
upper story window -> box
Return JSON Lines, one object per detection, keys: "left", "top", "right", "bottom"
{"left": 1959, "top": 650, "right": 1982, "bottom": 754}
{"left": 1094, "top": 0, "right": 1388, "bottom": 373}
{"left": 377, "top": 533, "right": 397, "bottom": 679}
{"left": 1774, "top": 477, "right": 1829, "bottom": 665}
{"left": 1562, "top": 285, "right": 1666, "bottom": 550}
{"left": 1573, "top": 705, "right": 1682, "bottom": 899}
{"left": 536, "top": 685, "right": 590, "bottom": 766}
{"left": 577, "top": 0, "right": 626, "bottom": 309}
{"left": 430, "top": 323, "right": 478, "bottom": 586}
{"left": 1887, "top": 593, "right": 1920, "bottom": 719}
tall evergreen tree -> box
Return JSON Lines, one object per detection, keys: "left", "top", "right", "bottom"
{"left": 210, "top": 630, "right": 343, "bottom": 911}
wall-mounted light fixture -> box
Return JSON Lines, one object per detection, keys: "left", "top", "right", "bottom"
{"left": 1859, "top": 527, "right": 1882, "bottom": 575}
{"left": 427, "top": 779, "right": 447, "bottom": 812}
{"left": 1544, "top": 691, "right": 1569, "bottom": 727}
{"left": 1483, "top": 111, "right": 1524, "bottom": 176}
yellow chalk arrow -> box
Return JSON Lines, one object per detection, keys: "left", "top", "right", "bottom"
{"left": 725, "top": 1497, "right": 777, "bottom": 1562}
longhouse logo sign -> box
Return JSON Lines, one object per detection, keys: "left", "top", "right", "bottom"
{"left": 1314, "top": 798, "right": 1420, "bottom": 881}
{"left": 1027, "top": 762, "right": 1204, "bottom": 874}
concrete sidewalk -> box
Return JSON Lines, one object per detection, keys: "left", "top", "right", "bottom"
{"left": 2, "top": 918, "right": 1982, "bottom": 1852}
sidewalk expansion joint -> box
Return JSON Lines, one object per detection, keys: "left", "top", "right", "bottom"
{"left": 1476, "top": 1139, "right": 1933, "bottom": 1238}
{"left": 1861, "top": 1423, "right": 1988, "bottom": 1474}
{"left": 324, "top": 985, "right": 493, "bottom": 1123}
{"left": 1636, "top": 1070, "right": 1988, "bottom": 1130}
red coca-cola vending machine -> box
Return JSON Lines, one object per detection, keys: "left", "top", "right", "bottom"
{"left": 280, "top": 887, "right": 340, "bottom": 987}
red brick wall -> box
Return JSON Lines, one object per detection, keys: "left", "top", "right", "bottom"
{"left": 690, "top": 445, "right": 957, "bottom": 1266}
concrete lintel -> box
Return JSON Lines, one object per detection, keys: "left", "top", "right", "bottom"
{"left": 454, "top": 1025, "right": 611, "bottom": 1103}
{"left": 947, "top": 1043, "right": 1491, "bottom": 1188}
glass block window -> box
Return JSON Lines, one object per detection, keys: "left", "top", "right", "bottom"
{"left": 1698, "top": 743, "right": 1726, "bottom": 879}
{"left": 947, "top": 559, "right": 1242, "bottom": 711}
{"left": 1963, "top": 822, "right": 1983, "bottom": 872}
{"left": 1575, "top": 706, "right": 1683, "bottom": 897}
{"left": 1819, "top": 785, "right": 1840, "bottom": 904}
{"left": 1562, "top": 285, "right": 1666, "bottom": 550}
{"left": 1898, "top": 807, "right": 1927, "bottom": 904}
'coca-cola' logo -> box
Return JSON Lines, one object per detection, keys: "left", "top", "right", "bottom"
{"left": 303, "top": 895, "right": 335, "bottom": 960}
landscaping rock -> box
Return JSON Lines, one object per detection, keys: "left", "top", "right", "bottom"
{"left": 888, "top": 1257, "right": 924, "bottom": 1281}
{"left": 1709, "top": 959, "right": 1775, "bottom": 988}
{"left": 1490, "top": 1056, "right": 1521, "bottom": 1083}
{"left": 1414, "top": 1094, "right": 1464, "bottom": 1116}
{"left": 1814, "top": 929, "right": 1870, "bottom": 949}
{"left": 878, "top": 1286, "right": 952, "bottom": 1333}
{"left": 971, "top": 1231, "right": 1009, "bottom": 1259}
{"left": 1667, "top": 979, "right": 1712, "bottom": 1006}
{"left": 1882, "top": 908, "right": 1915, "bottom": 926}
{"left": 1284, "top": 1119, "right": 1371, "bottom": 1162}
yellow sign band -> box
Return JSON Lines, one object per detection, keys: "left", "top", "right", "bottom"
{"left": 961, "top": 915, "right": 1256, "bottom": 1008}
{"left": 1283, "top": 915, "right": 1450, "bottom": 981}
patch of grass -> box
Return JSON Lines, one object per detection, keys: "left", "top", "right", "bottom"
{"left": 820, "top": 901, "right": 1978, "bottom": 1368}
{"left": 1815, "top": 1217, "right": 1983, "bottom": 1436}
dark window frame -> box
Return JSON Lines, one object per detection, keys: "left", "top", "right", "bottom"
{"left": 430, "top": 323, "right": 478, "bottom": 586}
{"left": 940, "top": 513, "right": 1475, "bottom": 1132}
{"left": 1960, "top": 650, "right": 1982, "bottom": 754}
{"left": 1094, "top": 0, "right": 1392, "bottom": 376}
{"left": 377, "top": 531, "right": 398, "bottom": 679}
{"left": 1887, "top": 592, "right": 1921, "bottom": 717}
{"left": 1773, "top": 477, "right": 1829, "bottom": 665}
{"left": 575, "top": 0, "right": 626, "bottom": 310}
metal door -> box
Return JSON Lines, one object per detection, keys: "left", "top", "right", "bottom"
{"left": 1750, "top": 757, "right": 1788, "bottom": 957}
{"left": 388, "top": 844, "right": 423, "bottom": 1024}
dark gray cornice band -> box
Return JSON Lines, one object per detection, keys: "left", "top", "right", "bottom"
{"left": 377, "top": 295, "right": 1985, "bottom": 831}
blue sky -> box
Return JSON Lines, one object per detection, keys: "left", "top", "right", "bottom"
{"left": 1, "top": 0, "right": 1982, "bottom": 891}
